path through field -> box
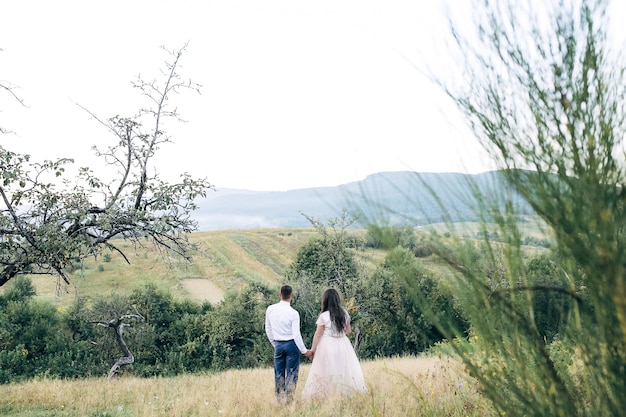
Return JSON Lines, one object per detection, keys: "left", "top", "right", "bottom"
{"left": 181, "top": 279, "right": 225, "bottom": 304}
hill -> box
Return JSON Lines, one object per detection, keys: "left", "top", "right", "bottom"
{"left": 21, "top": 219, "right": 548, "bottom": 308}
{"left": 23, "top": 228, "right": 379, "bottom": 307}
{"left": 9, "top": 170, "right": 540, "bottom": 305}
{"left": 193, "top": 170, "right": 531, "bottom": 230}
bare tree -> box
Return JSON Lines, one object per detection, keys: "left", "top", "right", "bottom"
{"left": 1, "top": 47, "right": 27, "bottom": 134}
{"left": 0, "top": 43, "right": 213, "bottom": 288}
{"left": 92, "top": 313, "right": 144, "bottom": 379}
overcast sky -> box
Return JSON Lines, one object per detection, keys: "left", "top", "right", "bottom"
{"left": 2, "top": 1, "right": 623, "bottom": 191}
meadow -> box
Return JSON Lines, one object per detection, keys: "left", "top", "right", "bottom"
{"left": 22, "top": 221, "right": 547, "bottom": 308}
{"left": 21, "top": 228, "right": 381, "bottom": 308}
{"left": 0, "top": 356, "right": 496, "bottom": 417}
{"left": 22, "top": 229, "right": 323, "bottom": 307}
{"left": 0, "top": 224, "right": 551, "bottom": 416}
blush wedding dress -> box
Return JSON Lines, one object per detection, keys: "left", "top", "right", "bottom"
{"left": 302, "top": 309, "right": 367, "bottom": 398}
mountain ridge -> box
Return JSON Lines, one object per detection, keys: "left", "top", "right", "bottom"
{"left": 193, "top": 170, "right": 529, "bottom": 231}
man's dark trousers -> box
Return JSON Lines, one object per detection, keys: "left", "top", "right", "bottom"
{"left": 273, "top": 340, "right": 300, "bottom": 402}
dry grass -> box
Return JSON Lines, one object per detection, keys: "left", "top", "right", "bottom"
{"left": 0, "top": 356, "right": 495, "bottom": 417}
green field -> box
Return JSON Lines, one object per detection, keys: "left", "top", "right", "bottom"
{"left": 17, "top": 228, "right": 381, "bottom": 307}
{"left": 10, "top": 221, "right": 550, "bottom": 308}
{"left": 0, "top": 223, "right": 555, "bottom": 417}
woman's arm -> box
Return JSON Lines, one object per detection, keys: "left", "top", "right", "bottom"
{"left": 344, "top": 309, "right": 352, "bottom": 335}
{"left": 310, "top": 324, "right": 325, "bottom": 352}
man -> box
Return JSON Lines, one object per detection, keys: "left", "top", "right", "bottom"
{"left": 265, "top": 285, "right": 313, "bottom": 402}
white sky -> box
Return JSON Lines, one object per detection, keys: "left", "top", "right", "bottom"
{"left": 2, "top": 0, "right": 622, "bottom": 191}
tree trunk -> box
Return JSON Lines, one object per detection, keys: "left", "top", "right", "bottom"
{"left": 107, "top": 320, "right": 134, "bottom": 379}
{"left": 92, "top": 314, "right": 142, "bottom": 379}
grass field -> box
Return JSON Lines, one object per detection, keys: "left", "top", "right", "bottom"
{"left": 8, "top": 223, "right": 548, "bottom": 309}
{"left": 20, "top": 229, "right": 322, "bottom": 307}
{"left": 0, "top": 224, "right": 553, "bottom": 416}
{"left": 0, "top": 355, "right": 496, "bottom": 417}
{"left": 18, "top": 228, "right": 381, "bottom": 308}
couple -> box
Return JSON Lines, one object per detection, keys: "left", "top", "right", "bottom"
{"left": 264, "top": 285, "right": 367, "bottom": 402}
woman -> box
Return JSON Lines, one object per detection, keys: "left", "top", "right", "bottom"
{"left": 302, "top": 288, "right": 367, "bottom": 399}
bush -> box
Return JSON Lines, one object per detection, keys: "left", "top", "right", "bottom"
{"left": 358, "top": 247, "right": 467, "bottom": 358}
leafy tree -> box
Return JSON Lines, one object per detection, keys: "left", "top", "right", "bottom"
{"left": 364, "top": 224, "right": 417, "bottom": 250}
{"left": 0, "top": 279, "right": 68, "bottom": 382}
{"left": 204, "top": 284, "right": 273, "bottom": 370}
{"left": 417, "top": 0, "right": 626, "bottom": 416}
{"left": 0, "top": 276, "right": 36, "bottom": 302}
{"left": 287, "top": 211, "right": 363, "bottom": 345}
{"left": 359, "top": 247, "right": 466, "bottom": 358}
{"left": 0, "top": 44, "right": 212, "bottom": 288}
{"left": 524, "top": 252, "right": 580, "bottom": 341}
{"left": 295, "top": 211, "right": 361, "bottom": 296}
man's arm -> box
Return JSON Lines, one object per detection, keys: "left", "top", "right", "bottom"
{"left": 265, "top": 307, "right": 275, "bottom": 347}
{"left": 291, "top": 311, "right": 308, "bottom": 354}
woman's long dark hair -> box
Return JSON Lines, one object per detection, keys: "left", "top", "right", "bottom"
{"left": 321, "top": 288, "right": 346, "bottom": 332}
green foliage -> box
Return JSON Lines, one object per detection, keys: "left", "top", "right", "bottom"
{"left": 287, "top": 212, "right": 364, "bottom": 344}
{"left": 524, "top": 253, "right": 583, "bottom": 341}
{"left": 364, "top": 224, "right": 438, "bottom": 257}
{"left": 287, "top": 234, "right": 361, "bottom": 340}
{"left": 1, "top": 276, "right": 36, "bottom": 302}
{"left": 298, "top": 212, "right": 361, "bottom": 290}
{"left": 290, "top": 213, "right": 468, "bottom": 356}
{"left": 521, "top": 236, "right": 552, "bottom": 248}
{"left": 424, "top": 0, "right": 626, "bottom": 415}
{"left": 0, "top": 279, "right": 278, "bottom": 382}
{"left": 0, "top": 279, "right": 77, "bottom": 382}
{"left": 290, "top": 238, "right": 347, "bottom": 285}
{"left": 205, "top": 285, "right": 274, "bottom": 370}
{"left": 358, "top": 247, "right": 467, "bottom": 358}
{"left": 0, "top": 44, "right": 212, "bottom": 288}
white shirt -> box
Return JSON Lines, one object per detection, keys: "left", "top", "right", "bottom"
{"left": 265, "top": 300, "right": 307, "bottom": 354}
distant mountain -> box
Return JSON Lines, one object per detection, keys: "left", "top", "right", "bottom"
{"left": 193, "top": 170, "right": 533, "bottom": 231}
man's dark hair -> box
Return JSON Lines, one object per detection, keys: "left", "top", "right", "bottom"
{"left": 280, "top": 285, "right": 293, "bottom": 300}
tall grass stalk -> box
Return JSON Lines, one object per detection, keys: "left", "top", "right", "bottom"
{"left": 419, "top": 0, "right": 626, "bottom": 415}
